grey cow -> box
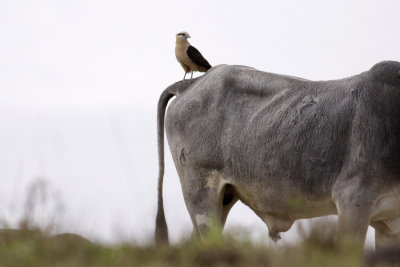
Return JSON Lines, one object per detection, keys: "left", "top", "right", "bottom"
{"left": 155, "top": 61, "right": 400, "bottom": 248}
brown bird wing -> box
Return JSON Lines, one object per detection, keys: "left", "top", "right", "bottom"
{"left": 187, "top": 45, "right": 212, "bottom": 70}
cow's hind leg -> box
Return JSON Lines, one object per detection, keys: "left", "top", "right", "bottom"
{"left": 333, "top": 176, "right": 375, "bottom": 245}
{"left": 181, "top": 170, "right": 231, "bottom": 238}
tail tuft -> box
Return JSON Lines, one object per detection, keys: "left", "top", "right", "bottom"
{"left": 155, "top": 205, "right": 168, "bottom": 245}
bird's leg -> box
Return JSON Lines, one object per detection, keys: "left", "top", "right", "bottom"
{"left": 183, "top": 72, "right": 187, "bottom": 80}
{"left": 190, "top": 71, "right": 193, "bottom": 79}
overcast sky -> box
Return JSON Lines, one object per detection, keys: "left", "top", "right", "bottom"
{"left": 0, "top": 0, "right": 399, "bottom": 244}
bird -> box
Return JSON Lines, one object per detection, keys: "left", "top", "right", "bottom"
{"left": 175, "top": 31, "right": 212, "bottom": 80}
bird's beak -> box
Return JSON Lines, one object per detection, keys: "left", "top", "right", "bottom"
{"left": 187, "top": 34, "right": 191, "bottom": 38}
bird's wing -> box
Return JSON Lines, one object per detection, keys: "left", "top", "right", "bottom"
{"left": 187, "top": 45, "right": 212, "bottom": 70}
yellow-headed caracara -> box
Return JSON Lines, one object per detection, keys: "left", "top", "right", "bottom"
{"left": 175, "top": 31, "right": 212, "bottom": 80}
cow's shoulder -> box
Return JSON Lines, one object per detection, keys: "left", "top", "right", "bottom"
{"left": 368, "top": 61, "right": 400, "bottom": 85}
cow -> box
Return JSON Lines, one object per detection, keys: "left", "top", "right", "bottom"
{"left": 155, "top": 61, "right": 400, "bottom": 248}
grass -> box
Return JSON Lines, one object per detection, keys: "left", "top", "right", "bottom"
{"left": 0, "top": 224, "right": 388, "bottom": 267}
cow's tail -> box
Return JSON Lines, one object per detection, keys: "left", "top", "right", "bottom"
{"left": 155, "top": 80, "right": 195, "bottom": 246}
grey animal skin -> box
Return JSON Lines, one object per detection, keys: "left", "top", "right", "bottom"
{"left": 155, "top": 61, "right": 400, "bottom": 248}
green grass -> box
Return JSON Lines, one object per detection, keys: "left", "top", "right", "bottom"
{"left": 0, "top": 226, "right": 377, "bottom": 267}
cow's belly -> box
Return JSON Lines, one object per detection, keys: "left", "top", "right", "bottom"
{"left": 238, "top": 188, "right": 337, "bottom": 219}
{"left": 230, "top": 179, "right": 337, "bottom": 233}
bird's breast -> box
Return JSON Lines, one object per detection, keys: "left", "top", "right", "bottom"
{"left": 175, "top": 43, "right": 189, "bottom": 63}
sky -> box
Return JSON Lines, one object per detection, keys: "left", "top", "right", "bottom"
{"left": 0, "top": 0, "right": 399, "bottom": 245}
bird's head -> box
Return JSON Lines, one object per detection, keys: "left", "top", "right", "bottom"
{"left": 176, "top": 31, "right": 191, "bottom": 41}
